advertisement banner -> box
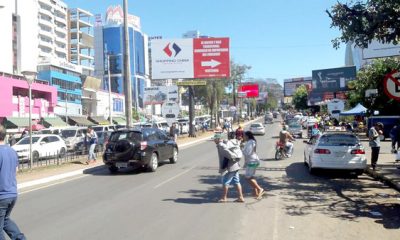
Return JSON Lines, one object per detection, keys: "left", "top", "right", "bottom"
{"left": 284, "top": 77, "right": 312, "bottom": 96}
{"left": 151, "top": 39, "right": 194, "bottom": 79}
{"left": 151, "top": 38, "right": 230, "bottom": 79}
{"left": 238, "top": 84, "right": 259, "bottom": 98}
{"left": 143, "top": 86, "right": 179, "bottom": 105}
{"left": 311, "top": 66, "right": 356, "bottom": 92}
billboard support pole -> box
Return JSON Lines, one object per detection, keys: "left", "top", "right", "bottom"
{"left": 188, "top": 86, "right": 196, "bottom": 138}
{"left": 123, "top": 0, "right": 133, "bottom": 128}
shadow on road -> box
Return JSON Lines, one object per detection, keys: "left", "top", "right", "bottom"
{"left": 262, "top": 162, "right": 400, "bottom": 229}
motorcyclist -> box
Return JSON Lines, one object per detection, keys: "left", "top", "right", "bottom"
{"left": 279, "top": 125, "right": 295, "bottom": 157}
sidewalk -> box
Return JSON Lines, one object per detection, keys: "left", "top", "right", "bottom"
{"left": 17, "top": 118, "right": 261, "bottom": 190}
{"left": 361, "top": 135, "right": 400, "bottom": 191}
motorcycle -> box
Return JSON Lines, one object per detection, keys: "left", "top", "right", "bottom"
{"left": 274, "top": 141, "right": 294, "bottom": 160}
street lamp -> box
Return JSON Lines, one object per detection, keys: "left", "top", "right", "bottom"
{"left": 22, "top": 70, "right": 37, "bottom": 168}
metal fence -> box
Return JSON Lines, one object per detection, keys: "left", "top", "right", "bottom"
{"left": 18, "top": 147, "right": 103, "bottom": 170}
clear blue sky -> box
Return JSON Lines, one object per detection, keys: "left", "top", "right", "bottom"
{"left": 65, "top": 0, "right": 346, "bottom": 84}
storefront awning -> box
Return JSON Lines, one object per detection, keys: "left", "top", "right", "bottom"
{"left": 4, "top": 117, "right": 30, "bottom": 129}
{"left": 112, "top": 117, "right": 126, "bottom": 126}
{"left": 89, "top": 116, "right": 110, "bottom": 125}
{"left": 68, "top": 116, "right": 93, "bottom": 126}
{"left": 41, "top": 117, "right": 68, "bottom": 128}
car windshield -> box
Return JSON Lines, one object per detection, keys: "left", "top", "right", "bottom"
{"left": 160, "top": 123, "right": 169, "bottom": 128}
{"left": 109, "top": 131, "right": 142, "bottom": 142}
{"left": 61, "top": 130, "right": 77, "bottom": 138}
{"left": 40, "top": 130, "right": 52, "bottom": 134}
{"left": 289, "top": 123, "right": 301, "bottom": 128}
{"left": 318, "top": 134, "right": 359, "bottom": 146}
{"left": 17, "top": 137, "right": 40, "bottom": 145}
{"left": 92, "top": 127, "right": 103, "bottom": 132}
{"left": 251, "top": 124, "right": 262, "bottom": 128}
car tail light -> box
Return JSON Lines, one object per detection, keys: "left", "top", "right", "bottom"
{"left": 140, "top": 141, "right": 148, "bottom": 150}
{"left": 351, "top": 149, "right": 365, "bottom": 154}
{"left": 314, "top": 149, "right": 331, "bottom": 154}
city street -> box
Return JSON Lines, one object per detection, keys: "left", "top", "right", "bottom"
{"left": 13, "top": 120, "right": 400, "bottom": 240}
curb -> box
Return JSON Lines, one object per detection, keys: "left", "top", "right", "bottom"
{"left": 17, "top": 118, "right": 263, "bottom": 190}
{"left": 365, "top": 167, "right": 400, "bottom": 192}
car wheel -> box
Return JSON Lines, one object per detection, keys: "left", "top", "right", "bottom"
{"left": 355, "top": 170, "right": 364, "bottom": 176}
{"left": 275, "top": 150, "right": 282, "bottom": 160}
{"left": 147, "top": 153, "right": 159, "bottom": 172}
{"left": 169, "top": 148, "right": 178, "bottom": 164}
{"left": 108, "top": 166, "right": 118, "bottom": 174}
{"left": 59, "top": 147, "right": 66, "bottom": 158}
{"left": 32, "top": 151, "right": 39, "bottom": 163}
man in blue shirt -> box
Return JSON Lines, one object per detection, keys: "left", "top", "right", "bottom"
{"left": 0, "top": 125, "right": 25, "bottom": 239}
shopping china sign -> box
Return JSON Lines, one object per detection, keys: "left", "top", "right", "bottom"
{"left": 151, "top": 38, "right": 230, "bottom": 79}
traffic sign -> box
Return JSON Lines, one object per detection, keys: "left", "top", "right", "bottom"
{"left": 383, "top": 70, "right": 400, "bottom": 101}
{"left": 193, "top": 38, "right": 230, "bottom": 79}
{"left": 176, "top": 81, "right": 207, "bottom": 86}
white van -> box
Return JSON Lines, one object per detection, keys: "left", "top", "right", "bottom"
{"left": 153, "top": 121, "right": 170, "bottom": 133}
{"left": 60, "top": 127, "right": 87, "bottom": 151}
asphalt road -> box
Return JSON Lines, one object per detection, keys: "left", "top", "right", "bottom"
{"left": 12, "top": 120, "right": 400, "bottom": 240}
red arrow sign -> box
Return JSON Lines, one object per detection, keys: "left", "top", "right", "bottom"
{"left": 193, "top": 38, "right": 230, "bottom": 78}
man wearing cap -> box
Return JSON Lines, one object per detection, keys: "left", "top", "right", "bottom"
{"left": 369, "top": 122, "right": 383, "bottom": 170}
{"left": 214, "top": 133, "right": 245, "bottom": 203}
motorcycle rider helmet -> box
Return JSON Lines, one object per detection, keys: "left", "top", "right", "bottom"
{"left": 282, "top": 125, "right": 288, "bottom": 130}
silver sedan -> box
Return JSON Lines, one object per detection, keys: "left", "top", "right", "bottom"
{"left": 249, "top": 123, "right": 265, "bottom": 135}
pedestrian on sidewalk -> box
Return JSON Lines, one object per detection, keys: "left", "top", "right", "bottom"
{"left": 369, "top": 122, "right": 383, "bottom": 170}
{"left": 214, "top": 134, "right": 245, "bottom": 203}
{"left": 86, "top": 127, "right": 98, "bottom": 164}
{"left": 242, "top": 131, "right": 265, "bottom": 199}
{"left": 169, "top": 123, "right": 178, "bottom": 142}
{"left": 0, "top": 125, "right": 26, "bottom": 240}
{"left": 390, "top": 123, "right": 399, "bottom": 153}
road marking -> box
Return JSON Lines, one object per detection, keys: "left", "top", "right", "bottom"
{"left": 19, "top": 175, "right": 88, "bottom": 195}
{"left": 272, "top": 192, "right": 280, "bottom": 240}
{"left": 153, "top": 165, "right": 197, "bottom": 189}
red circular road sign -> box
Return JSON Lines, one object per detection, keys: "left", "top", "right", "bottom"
{"left": 383, "top": 70, "right": 400, "bottom": 101}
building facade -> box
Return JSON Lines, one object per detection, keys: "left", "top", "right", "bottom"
{"left": 0, "top": 73, "right": 58, "bottom": 124}
{"left": 38, "top": 0, "right": 69, "bottom": 62}
{"left": 68, "top": 8, "right": 94, "bottom": 76}
{"left": 37, "top": 59, "right": 83, "bottom": 116}
{"left": 94, "top": 5, "right": 150, "bottom": 109}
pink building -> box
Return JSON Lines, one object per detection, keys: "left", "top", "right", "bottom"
{"left": 0, "top": 74, "right": 58, "bottom": 124}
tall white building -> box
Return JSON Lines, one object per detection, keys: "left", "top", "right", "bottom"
{"left": 37, "top": 0, "right": 69, "bottom": 62}
{"left": 68, "top": 8, "right": 94, "bottom": 76}
{"left": 0, "top": 0, "right": 38, "bottom": 74}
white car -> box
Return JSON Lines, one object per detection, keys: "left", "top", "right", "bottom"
{"left": 12, "top": 134, "right": 67, "bottom": 162}
{"left": 249, "top": 123, "right": 265, "bottom": 135}
{"left": 303, "top": 132, "right": 367, "bottom": 175}
{"left": 302, "top": 116, "right": 318, "bottom": 129}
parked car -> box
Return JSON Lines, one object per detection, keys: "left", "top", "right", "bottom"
{"left": 92, "top": 125, "right": 115, "bottom": 132}
{"left": 303, "top": 132, "right": 366, "bottom": 175}
{"left": 249, "top": 123, "right": 265, "bottom": 135}
{"left": 61, "top": 127, "right": 87, "bottom": 151}
{"left": 103, "top": 128, "right": 178, "bottom": 173}
{"left": 152, "top": 121, "right": 170, "bottom": 133}
{"left": 12, "top": 134, "right": 67, "bottom": 162}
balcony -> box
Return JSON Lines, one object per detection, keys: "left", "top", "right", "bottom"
{"left": 39, "top": 28, "right": 54, "bottom": 39}
{"left": 54, "top": 35, "right": 67, "bottom": 45}
{"left": 38, "top": 18, "right": 53, "bottom": 28}
{"left": 54, "top": 26, "right": 67, "bottom": 35}
{"left": 38, "top": 40, "right": 53, "bottom": 50}
{"left": 38, "top": 7, "right": 53, "bottom": 18}
{"left": 54, "top": 15, "right": 67, "bottom": 25}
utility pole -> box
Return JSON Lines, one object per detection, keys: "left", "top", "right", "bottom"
{"left": 188, "top": 86, "right": 196, "bottom": 138}
{"left": 123, "top": 0, "right": 133, "bottom": 128}
{"left": 107, "top": 54, "right": 113, "bottom": 125}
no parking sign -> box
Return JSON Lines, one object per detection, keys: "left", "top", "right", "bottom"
{"left": 383, "top": 70, "right": 400, "bottom": 101}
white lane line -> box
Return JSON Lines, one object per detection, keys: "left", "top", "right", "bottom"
{"left": 272, "top": 192, "right": 280, "bottom": 240}
{"left": 19, "top": 175, "right": 88, "bottom": 195}
{"left": 153, "top": 165, "right": 197, "bottom": 189}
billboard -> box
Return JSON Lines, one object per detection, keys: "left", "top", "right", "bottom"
{"left": 362, "top": 41, "right": 400, "bottom": 59}
{"left": 238, "top": 84, "right": 259, "bottom": 98}
{"left": 308, "top": 66, "right": 356, "bottom": 105}
{"left": 143, "top": 86, "right": 179, "bottom": 105}
{"left": 151, "top": 38, "right": 230, "bottom": 79}
{"left": 284, "top": 77, "right": 312, "bottom": 96}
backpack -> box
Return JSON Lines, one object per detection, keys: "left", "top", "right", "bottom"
{"left": 225, "top": 139, "right": 243, "bottom": 161}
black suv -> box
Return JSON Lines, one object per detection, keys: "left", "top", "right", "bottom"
{"left": 103, "top": 128, "right": 178, "bottom": 173}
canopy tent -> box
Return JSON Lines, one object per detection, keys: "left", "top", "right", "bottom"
{"left": 112, "top": 116, "right": 127, "bottom": 125}
{"left": 89, "top": 116, "right": 110, "bottom": 125}
{"left": 68, "top": 116, "right": 93, "bottom": 126}
{"left": 339, "top": 103, "right": 367, "bottom": 116}
{"left": 4, "top": 117, "right": 30, "bottom": 129}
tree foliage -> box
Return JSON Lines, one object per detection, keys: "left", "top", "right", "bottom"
{"left": 347, "top": 57, "right": 400, "bottom": 115}
{"left": 292, "top": 85, "right": 309, "bottom": 110}
{"left": 327, "top": 0, "right": 400, "bottom": 48}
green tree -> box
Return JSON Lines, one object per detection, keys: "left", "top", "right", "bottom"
{"left": 229, "top": 61, "right": 251, "bottom": 106}
{"left": 292, "top": 85, "right": 308, "bottom": 110}
{"left": 347, "top": 57, "right": 400, "bottom": 115}
{"left": 327, "top": 1, "right": 400, "bottom": 48}
{"left": 196, "top": 79, "right": 225, "bottom": 128}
